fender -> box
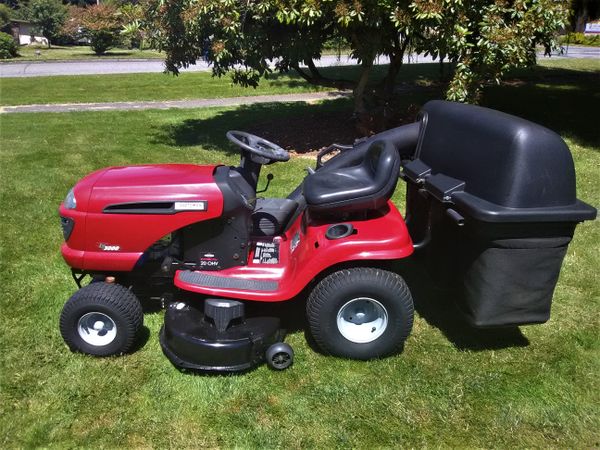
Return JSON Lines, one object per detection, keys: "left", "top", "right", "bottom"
{"left": 175, "top": 201, "right": 414, "bottom": 301}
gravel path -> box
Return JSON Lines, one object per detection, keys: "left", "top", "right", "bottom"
{"left": 0, "top": 91, "right": 351, "bottom": 114}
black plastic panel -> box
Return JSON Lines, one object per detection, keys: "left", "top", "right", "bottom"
{"left": 418, "top": 100, "right": 576, "bottom": 209}
{"left": 405, "top": 100, "right": 596, "bottom": 223}
{"left": 160, "top": 302, "right": 282, "bottom": 372}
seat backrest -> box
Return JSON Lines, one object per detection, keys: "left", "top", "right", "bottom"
{"left": 304, "top": 140, "right": 400, "bottom": 213}
{"left": 364, "top": 141, "right": 399, "bottom": 188}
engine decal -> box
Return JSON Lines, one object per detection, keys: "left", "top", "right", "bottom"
{"left": 199, "top": 252, "right": 219, "bottom": 269}
{"left": 174, "top": 201, "right": 207, "bottom": 211}
{"left": 253, "top": 241, "right": 279, "bottom": 265}
{"left": 99, "top": 243, "right": 120, "bottom": 251}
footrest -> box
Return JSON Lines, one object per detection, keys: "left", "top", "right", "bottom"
{"left": 177, "top": 270, "right": 279, "bottom": 292}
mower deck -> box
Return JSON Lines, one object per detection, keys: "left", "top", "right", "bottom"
{"left": 160, "top": 300, "right": 285, "bottom": 372}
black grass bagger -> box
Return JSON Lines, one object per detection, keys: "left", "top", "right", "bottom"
{"left": 401, "top": 101, "right": 597, "bottom": 327}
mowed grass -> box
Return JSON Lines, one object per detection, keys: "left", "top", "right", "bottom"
{"left": 1, "top": 62, "right": 599, "bottom": 447}
{"left": 5, "top": 44, "right": 164, "bottom": 61}
{"left": 1, "top": 58, "right": 598, "bottom": 107}
{"left": 0, "top": 69, "right": 331, "bottom": 107}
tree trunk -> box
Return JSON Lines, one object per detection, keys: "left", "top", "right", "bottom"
{"left": 380, "top": 53, "right": 403, "bottom": 101}
{"left": 291, "top": 60, "right": 355, "bottom": 90}
{"left": 353, "top": 61, "right": 373, "bottom": 116}
{"left": 352, "top": 61, "right": 378, "bottom": 135}
{"left": 361, "top": 39, "right": 409, "bottom": 133}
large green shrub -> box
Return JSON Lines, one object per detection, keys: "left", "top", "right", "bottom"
{"left": 0, "top": 31, "right": 18, "bottom": 59}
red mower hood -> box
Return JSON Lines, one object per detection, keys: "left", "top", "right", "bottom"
{"left": 82, "top": 164, "right": 223, "bottom": 214}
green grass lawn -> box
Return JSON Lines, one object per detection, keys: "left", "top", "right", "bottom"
{"left": 0, "top": 70, "right": 331, "bottom": 106}
{"left": 1, "top": 58, "right": 598, "bottom": 107}
{"left": 0, "top": 62, "right": 599, "bottom": 447}
{"left": 4, "top": 44, "right": 164, "bottom": 61}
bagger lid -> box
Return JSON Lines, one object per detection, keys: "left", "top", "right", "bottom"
{"left": 402, "top": 100, "right": 596, "bottom": 223}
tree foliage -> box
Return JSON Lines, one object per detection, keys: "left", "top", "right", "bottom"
{"left": 120, "top": 3, "right": 146, "bottom": 50}
{"left": 412, "top": 0, "right": 568, "bottom": 102}
{"left": 59, "top": 5, "right": 86, "bottom": 43}
{"left": 27, "top": 0, "right": 68, "bottom": 47}
{"left": 81, "top": 4, "right": 122, "bottom": 54}
{"left": 148, "top": 0, "right": 568, "bottom": 128}
{"left": 0, "top": 4, "right": 12, "bottom": 34}
{"left": 0, "top": 30, "right": 18, "bottom": 58}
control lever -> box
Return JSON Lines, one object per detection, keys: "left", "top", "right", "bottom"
{"left": 256, "top": 173, "right": 274, "bottom": 193}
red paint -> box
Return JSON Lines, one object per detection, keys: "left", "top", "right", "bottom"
{"left": 60, "top": 162, "right": 414, "bottom": 302}
{"left": 60, "top": 164, "right": 223, "bottom": 271}
{"left": 175, "top": 201, "right": 414, "bottom": 301}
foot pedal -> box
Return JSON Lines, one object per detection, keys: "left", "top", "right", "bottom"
{"left": 204, "top": 299, "right": 244, "bottom": 332}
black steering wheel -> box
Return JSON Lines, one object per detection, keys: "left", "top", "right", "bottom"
{"left": 226, "top": 130, "right": 290, "bottom": 163}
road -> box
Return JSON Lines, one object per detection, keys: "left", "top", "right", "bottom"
{"left": 0, "top": 46, "right": 596, "bottom": 78}
{"left": 0, "top": 54, "right": 396, "bottom": 78}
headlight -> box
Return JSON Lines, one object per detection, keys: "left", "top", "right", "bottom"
{"left": 64, "top": 188, "right": 77, "bottom": 210}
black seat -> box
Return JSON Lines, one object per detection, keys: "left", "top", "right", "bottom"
{"left": 303, "top": 140, "right": 400, "bottom": 213}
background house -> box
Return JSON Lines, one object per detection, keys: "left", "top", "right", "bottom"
{"left": 10, "top": 19, "right": 48, "bottom": 46}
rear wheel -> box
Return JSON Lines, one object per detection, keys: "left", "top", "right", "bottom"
{"left": 59, "top": 282, "right": 143, "bottom": 356}
{"left": 306, "top": 267, "right": 413, "bottom": 360}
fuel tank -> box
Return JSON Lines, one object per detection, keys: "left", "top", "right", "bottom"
{"left": 60, "top": 164, "right": 224, "bottom": 271}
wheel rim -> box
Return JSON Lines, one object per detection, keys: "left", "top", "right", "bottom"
{"left": 336, "top": 297, "right": 388, "bottom": 344}
{"left": 271, "top": 352, "right": 291, "bottom": 369}
{"left": 77, "top": 312, "right": 117, "bottom": 347}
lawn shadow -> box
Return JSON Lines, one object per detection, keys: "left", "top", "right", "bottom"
{"left": 245, "top": 293, "right": 310, "bottom": 349}
{"left": 152, "top": 98, "right": 358, "bottom": 153}
{"left": 483, "top": 65, "right": 600, "bottom": 148}
{"left": 394, "top": 259, "right": 530, "bottom": 351}
{"left": 130, "top": 325, "right": 151, "bottom": 353}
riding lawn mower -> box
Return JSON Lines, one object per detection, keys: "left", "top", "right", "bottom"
{"left": 57, "top": 100, "right": 597, "bottom": 372}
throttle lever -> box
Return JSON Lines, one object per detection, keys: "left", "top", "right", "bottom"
{"left": 256, "top": 173, "right": 274, "bottom": 193}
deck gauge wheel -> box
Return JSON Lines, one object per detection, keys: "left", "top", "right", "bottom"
{"left": 266, "top": 342, "right": 294, "bottom": 370}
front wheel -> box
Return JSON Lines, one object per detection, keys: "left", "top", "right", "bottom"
{"left": 306, "top": 268, "right": 414, "bottom": 360}
{"left": 59, "top": 282, "right": 143, "bottom": 356}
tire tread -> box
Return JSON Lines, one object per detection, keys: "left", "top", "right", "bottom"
{"left": 307, "top": 267, "right": 414, "bottom": 358}
{"left": 59, "top": 282, "right": 143, "bottom": 355}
